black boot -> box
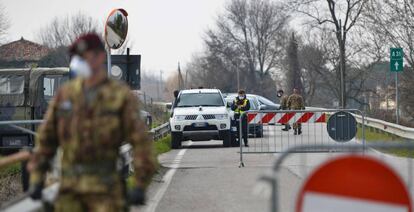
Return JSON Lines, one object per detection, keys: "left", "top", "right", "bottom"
{"left": 294, "top": 129, "right": 298, "bottom": 135}
{"left": 298, "top": 128, "right": 302, "bottom": 135}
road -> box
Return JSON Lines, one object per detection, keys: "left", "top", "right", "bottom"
{"left": 134, "top": 124, "right": 414, "bottom": 212}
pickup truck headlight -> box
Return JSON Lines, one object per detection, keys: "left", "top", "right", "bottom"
{"left": 174, "top": 115, "right": 186, "bottom": 121}
{"left": 215, "top": 114, "right": 228, "bottom": 120}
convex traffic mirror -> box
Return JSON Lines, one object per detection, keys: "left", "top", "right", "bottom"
{"left": 105, "top": 9, "right": 128, "bottom": 49}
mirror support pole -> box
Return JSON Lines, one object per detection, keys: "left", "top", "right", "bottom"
{"left": 107, "top": 47, "right": 112, "bottom": 76}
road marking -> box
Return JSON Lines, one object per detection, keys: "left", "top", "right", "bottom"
{"left": 145, "top": 141, "right": 192, "bottom": 212}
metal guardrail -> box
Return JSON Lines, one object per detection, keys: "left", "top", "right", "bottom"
{"left": 151, "top": 122, "right": 170, "bottom": 141}
{"left": 308, "top": 107, "right": 414, "bottom": 140}
{"left": 0, "top": 119, "right": 170, "bottom": 211}
{"left": 355, "top": 115, "right": 414, "bottom": 140}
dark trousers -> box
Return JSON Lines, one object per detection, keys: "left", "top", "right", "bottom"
{"left": 235, "top": 114, "right": 248, "bottom": 145}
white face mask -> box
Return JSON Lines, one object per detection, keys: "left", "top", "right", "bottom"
{"left": 69, "top": 55, "right": 91, "bottom": 79}
{"left": 238, "top": 95, "right": 245, "bottom": 99}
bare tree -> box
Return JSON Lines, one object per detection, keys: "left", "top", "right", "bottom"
{"left": 296, "top": 26, "right": 370, "bottom": 109}
{"left": 36, "top": 11, "right": 135, "bottom": 67}
{"left": 363, "top": 0, "right": 414, "bottom": 120}
{"left": 188, "top": 0, "right": 288, "bottom": 98}
{"left": 219, "top": 0, "right": 288, "bottom": 78}
{"left": 291, "top": 0, "right": 367, "bottom": 108}
{"left": 0, "top": 2, "right": 9, "bottom": 43}
{"left": 37, "top": 12, "right": 101, "bottom": 48}
{"left": 364, "top": 0, "right": 414, "bottom": 66}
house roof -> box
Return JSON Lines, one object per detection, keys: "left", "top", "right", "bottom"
{"left": 0, "top": 37, "right": 51, "bottom": 62}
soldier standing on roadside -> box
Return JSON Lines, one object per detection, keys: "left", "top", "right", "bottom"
{"left": 27, "top": 33, "right": 156, "bottom": 212}
{"left": 287, "top": 88, "right": 305, "bottom": 135}
{"left": 277, "top": 89, "right": 291, "bottom": 131}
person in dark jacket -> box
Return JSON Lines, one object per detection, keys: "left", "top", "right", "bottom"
{"left": 231, "top": 89, "right": 250, "bottom": 147}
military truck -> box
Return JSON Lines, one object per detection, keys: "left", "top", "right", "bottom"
{"left": 0, "top": 68, "right": 69, "bottom": 152}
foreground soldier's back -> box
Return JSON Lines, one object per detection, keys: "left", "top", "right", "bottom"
{"left": 28, "top": 34, "right": 156, "bottom": 212}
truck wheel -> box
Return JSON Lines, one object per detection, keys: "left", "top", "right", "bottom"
{"left": 171, "top": 132, "right": 182, "bottom": 149}
{"left": 222, "top": 130, "right": 231, "bottom": 147}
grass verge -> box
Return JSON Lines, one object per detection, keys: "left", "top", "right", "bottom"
{"left": 154, "top": 135, "right": 172, "bottom": 156}
{"left": 0, "top": 154, "right": 21, "bottom": 179}
{"left": 127, "top": 135, "right": 171, "bottom": 188}
{"left": 357, "top": 125, "right": 414, "bottom": 158}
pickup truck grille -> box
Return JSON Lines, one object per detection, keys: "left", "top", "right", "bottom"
{"left": 185, "top": 115, "right": 198, "bottom": 120}
{"left": 202, "top": 115, "right": 216, "bottom": 120}
{"left": 183, "top": 125, "right": 218, "bottom": 131}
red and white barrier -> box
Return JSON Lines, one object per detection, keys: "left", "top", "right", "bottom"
{"left": 247, "top": 112, "right": 326, "bottom": 124}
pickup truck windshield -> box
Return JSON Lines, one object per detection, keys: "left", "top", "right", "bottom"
{"left": 176, "top": 93, "right": 224, "bottom": 107}
{"left": 0, "top": 75, "right": 24, "bottom": 94}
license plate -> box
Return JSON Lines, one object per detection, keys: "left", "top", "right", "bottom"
{"left": 194, "top": 122, "right": 207, "bottom": 127}
{"left": 2, "top": 136, "right": 28, "bottom": 147}
{"left": 9, "top": 140, "right": 22, "bottom": 146}
{"left": 231, "top": 127, "right": 237, "bottom": 132}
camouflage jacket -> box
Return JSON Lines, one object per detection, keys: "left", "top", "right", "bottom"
{"left": 287, "top": 94, "right": 305, "bottom": 110}
{"left": 280, "top": 95, "right": 289, "bottom": 110}
{"left": 30, "top": 75, "right": 156, "bottom": 193}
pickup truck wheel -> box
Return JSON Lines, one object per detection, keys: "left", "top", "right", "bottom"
{"left": 231, "top": 132, "right": 239, "bottom": 147}
{"left": 171, "top": 132, "right": 182, "bottom": 149}
{"left": 221, "top": 130, "right": 231, "bottom": 147}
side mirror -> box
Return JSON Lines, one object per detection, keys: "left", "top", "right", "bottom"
{"left": 226, "top": 101, "right": 232, "bottom": 108}
{"left": 173, "top": 90, "right": 179, "bottom": 98}
{"left": 166, "top": 103, "right": 172, "bottom": 110}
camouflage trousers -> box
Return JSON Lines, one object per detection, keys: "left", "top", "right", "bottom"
{"left": 293, "top": 123, "right": 302, "bottom": 130}
{"left": 54, "top": 191, "right": 126, "bottom": 212}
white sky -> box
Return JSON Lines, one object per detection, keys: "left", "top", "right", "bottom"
{"left": 2, "top": 0, "right": 224, "bottom": 76}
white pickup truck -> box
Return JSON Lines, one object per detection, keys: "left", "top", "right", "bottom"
{"left": 169, "top": 89, "right": 233, "bottom": 149}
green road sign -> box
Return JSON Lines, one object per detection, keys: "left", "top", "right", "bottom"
{"left": 390, "top": 48, "right": 403, "bottom": 72}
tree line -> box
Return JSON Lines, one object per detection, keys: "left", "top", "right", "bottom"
{"left": 0, "top": 0, "right": 413, "bottom": 124}
{"left": 184, "top": 0, "right": 414, "bottom": 124}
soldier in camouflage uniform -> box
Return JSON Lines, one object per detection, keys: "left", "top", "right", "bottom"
{"left": 287, "top": 88, "right": 305, "bottom": 135}
{"left": 277, "top": 89, "right": 291, "bottom": 131}
{"left": 28, "top": 34, "right": 156, "bottom": 212}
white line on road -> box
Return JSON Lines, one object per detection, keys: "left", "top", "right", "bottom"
{"left": 145, "top": 141, "right": 192, "bottom": 212}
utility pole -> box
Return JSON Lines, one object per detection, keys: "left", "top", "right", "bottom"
{"left": 339, "top": 19, "right": 346, "bottom": 109}
{"left": 237, "top": 69, "right": 240, "bottom": 91}
{"left": 157, "top": 70, "right": 163, "bottom": 101}
{"left": 160, "top": 70, "right": 163, "bottom": 101}
{"left": 177, "top": 62, "right": 184, "bottom": 90}
{"left": 185, "top": 69, "right": 188, "bottom": 89}
{"left": 395, "top": 72, "right": 399, "bottom": 124}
